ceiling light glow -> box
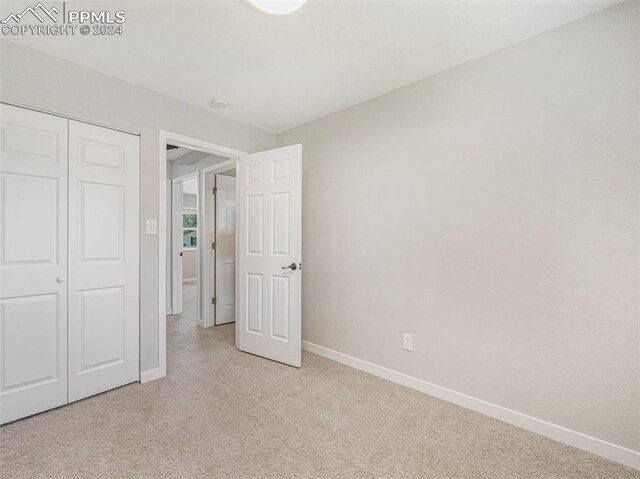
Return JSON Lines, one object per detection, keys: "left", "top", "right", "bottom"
{"left": 247, "top": 0, "right": 307, "bottom": 15}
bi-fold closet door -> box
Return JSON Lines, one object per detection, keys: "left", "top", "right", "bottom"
{"left": 0, "top": 104, "right": 139, "bottom": 424}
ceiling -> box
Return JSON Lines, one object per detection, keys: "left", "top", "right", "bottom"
{"left": 166, "top": 146, "right": 191, "bottom": 161}
{"left": 166, "top": 146, "right": 214, "bottom": 166}
{"left": 3, "top": 0, "right": 619, "bottom": 133}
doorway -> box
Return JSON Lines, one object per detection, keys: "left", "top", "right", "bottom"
{"left": 178, "top": 176, "right": 198, "bottom": 316}
{"left": 156, "top": 131, "right": 303, "bottom": 382}
{"left": 166, "top": 144, "right": 239, "bottom": 330}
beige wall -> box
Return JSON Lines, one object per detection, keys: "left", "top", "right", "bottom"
{"left": 182, "top": 250, "right": 197, "bottom": 281}
{"left": 0, "top": 40, "right": 277, "bottom": 372}
{"left": 183, "top": 193, "right": 197, "bottom": 209}
{"left": 278, "top": 2, "right": 640, "bottom": 451}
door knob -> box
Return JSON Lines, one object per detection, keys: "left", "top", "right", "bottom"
{"left": 282, "top": 263, "right": 297, "bottom": 271}
{"left": 57, "top": 276, "right": 65, "bottom": 283}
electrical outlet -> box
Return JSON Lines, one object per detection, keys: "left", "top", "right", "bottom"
{"left": 402, "top": 333, "right": 413, "bottom": 351}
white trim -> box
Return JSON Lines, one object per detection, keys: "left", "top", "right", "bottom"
{"left": 302, "top": 341, "right": 640, "bottom": 471}
{"left": 0, "top": 100, "right": 141, "bottom": 137}
{"left": 164, "top": 180, "right": 172, "bottom": 317}
{"left": 173, "top": 172, "right": 199, "bottom": 183}
{"left": 158, "top": 133, "right": 168, "bottom": 380}
{"left": 202, "top": 158, "right": 237, "bottom": 174}
{"left": 140, "top": 367, "right": 162, "bottom": 384}
{"left": 183, "top": 277, "right": 197, "bottom": 283}
{"left": 199, "top": 159, "right": 240, "bottom": 328}
{"left": 162, "top": 131, "right": 247, "bottom": 158}
{"left": 170, "top": 179, "right": 184, "bottom": 315}
{"left": 158, "top": 130, "right": 246, "bottom": 383}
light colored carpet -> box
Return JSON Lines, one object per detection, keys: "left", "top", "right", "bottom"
{"left": 182, "top": 280, "right": 198, "bottom": 315}
{"left": 1, "top": 297, "right": 638, "bottom": 478}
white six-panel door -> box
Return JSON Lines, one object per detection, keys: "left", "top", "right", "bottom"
{"left": 67, "top": 121, "right": 139, "bottom": 402}
{"left": 0, "top": 105, "right": 69, "bottom": 423}
{"left": 215, "top": 174, "right": 236, "bottom": 325}
{"left": 237, "top": 145, "right": 302, "bottom": 367}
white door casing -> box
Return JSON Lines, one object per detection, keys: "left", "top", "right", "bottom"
{"left": 215, "top": 174, "right": 237, "bottom": 325}
{"left": 237, "top": 145, "right": 302, "bottom": 367}
{"left": 0, "top": 105, "right": 69, "bottom": 424}
{"left": 171, "top": 180, "right": 184, "bottom": 315}
{"left": 166, "top": 180, "right": 172, "bottom": 314}
{"left": 205, "top": 170, "right": 216, "bottom": 326}
{"left": 67, "top": 120, "right": 140, "bottom": 402}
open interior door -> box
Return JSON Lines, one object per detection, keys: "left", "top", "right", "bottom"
{"left": 171, "top": 180, "right": 184, "bottom": 315}
{"left": 215, "top": 174, "right": 237, "bottom": 325}
{"left": 237, "top": 145, "right": 302, "bottom": 367}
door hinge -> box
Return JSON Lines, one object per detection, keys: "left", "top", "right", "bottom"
{"left": 211, "top": 242, "right": 216, "bottom": 250}
{"left": 211, "top": 297, "right": 216, "bottom": 305}
{"left": 212, "top": 186, "right": 217, "bottom": 195}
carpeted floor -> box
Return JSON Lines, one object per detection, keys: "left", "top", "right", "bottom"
{"left": 1, "top": 285, "right": 638, "bottom": 478}
{"left": 182, "top": 280, "right": 198, "bottom": 315}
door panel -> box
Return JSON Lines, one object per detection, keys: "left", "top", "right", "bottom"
{"left": 215, "top": 174, "right": 236, "bottom": 325}
{"left": 271, "top": 276, "right": 289, "bottom": 340}
{"left": 238, "top": 145, "right": 301, "bottom": 367}
{"left": 3, "top": 175, "right": 58, "bottom": 262}
{"left": 79, "top": 182, "right": 124, "bottom": 261}
{"left": 272, "top": 192, "right": 290, "bottom": 255}
{"left": 68, "top": 121, "right": 139, "bottom": 402}
{"left": 78, "top": 287, "right": 125, "bottom": 371}
{"left": 0, "top": 104, "right": 68, "bottom": 424}
{"left": 1, "top": 294, "right": 59, "bottom": 388}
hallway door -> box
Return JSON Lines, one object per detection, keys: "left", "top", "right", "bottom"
{"left": 215, "top": 174, "right": 237, "bottom": 325}
{"left": 237, "top": 145, "right": 302, "bottom": 367}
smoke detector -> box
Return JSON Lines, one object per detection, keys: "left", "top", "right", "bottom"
{"left": 210, "top": 98, "right": 228, "bottom": 109}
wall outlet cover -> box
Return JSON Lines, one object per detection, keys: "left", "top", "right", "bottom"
{"left": 403, "top": 333, "right": 413, "bottom": 351}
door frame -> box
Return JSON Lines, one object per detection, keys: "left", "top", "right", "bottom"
{"left": 170, "top": 172, "right": 197, "bottom": 318}
{"left": 157, "top": 130, "right": 245, "bottom": 381}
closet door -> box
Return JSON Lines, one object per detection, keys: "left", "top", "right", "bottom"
{"left": 67, "top": 121, "right": 139, "bottom": 402}
{"left": 0, "top": 105, "right": 68, "bottom": 424}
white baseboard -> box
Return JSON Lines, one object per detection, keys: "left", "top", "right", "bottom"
{"left": 302, "top": 341, "right": 640, "bottom": 471}
{"left": 140, "top": 367, "right": 164, "bottom": 384}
